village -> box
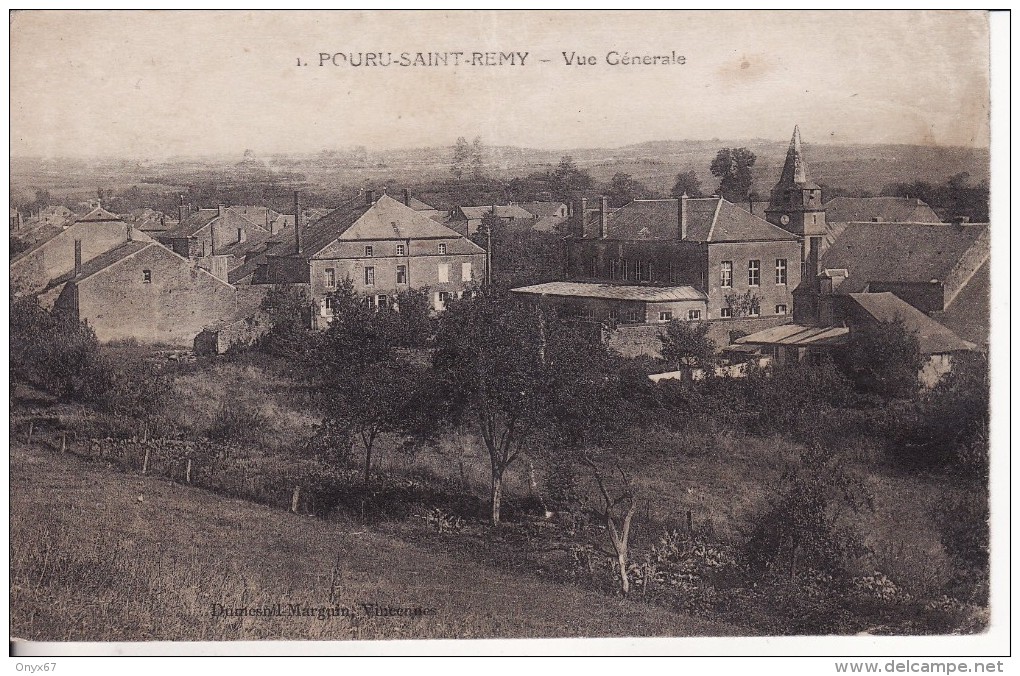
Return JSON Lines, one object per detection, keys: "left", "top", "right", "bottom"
{"left": 9, "top": 126, "right": 988, "bottom": 384}
{"left": 9, "top": 126, "right": 992, "bottom": 641}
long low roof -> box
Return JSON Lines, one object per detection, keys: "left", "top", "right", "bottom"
{"left": 735, "top": 323, "right": 850, "bottom": 347}
{"left": 511, "top": 281, "right": 706, "bottom": 303}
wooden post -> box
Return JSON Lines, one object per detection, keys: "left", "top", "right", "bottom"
{"left": 26, "top": 421, "right": 34, "bottom": 444}
{"left": 60, "top": 432, "right": 67, "bottom": 454}
{"left": 185, "top": 458, "right": 192, "bottom": 484}
{"left": 142, "top": 448, "right": 150, "bottom": 475}
{"left": 291, "top": 486, "right": 300, "bottom": 514}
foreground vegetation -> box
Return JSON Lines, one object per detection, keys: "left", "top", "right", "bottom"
{"left": 9, "top": 286, "right": 990, "bottom": 638}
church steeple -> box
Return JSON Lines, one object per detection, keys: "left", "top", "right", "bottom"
{"left": 779, "top": 125, "right": 809, "bottom": 186}
{"left": 765, "top": 125, "right": 826, "bottom": 238}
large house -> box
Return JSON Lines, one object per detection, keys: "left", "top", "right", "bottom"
{"left": 10, "top": 205, "right": 152, "bottom": 297}
{"left": 257, "top": 191, "right": 487, "bottom": 327}
{"left": 51, "top": 239, "right": 263, "bottom": 347}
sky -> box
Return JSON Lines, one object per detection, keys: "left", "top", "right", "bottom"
{"left": 9, "top": 10, "right": 991, "bottom": 159}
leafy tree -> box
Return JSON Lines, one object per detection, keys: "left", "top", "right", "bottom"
{"left": 710, "top": 147, "right": 757, "bottom": 202}
{"left": 724, "top": 290, "right": 762, "bottom": 318}
{"left": 255, "top": 285, "right": 313, "bottom": 358}
{"left": 433, "top": 291, "right": 547, "bottom": 525}
{"left": 745, "top": 445, "right": 872, "bottom": 581}
{"left": 471, "top": 136, "right": 484, "bottom": 178}
{"left": 550, "top": 155, "right": 593, "bottom": 198}
{"left": 604, "top": 172, "right": 647, "bottom": 207}
{"left": 670, "top": 170, "right": 704, "bottom": 198}
{"left": 835, "top": 317, "right": 923, "bottom": 399}
{"left": 451, "top": 136, "right": 471, "bottom": 180}
{"left": 658, "top": 320, "right": 716, "bottom": 378}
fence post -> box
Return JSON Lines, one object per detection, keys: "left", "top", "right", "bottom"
{"left": 291, "top": 486, "right": 300, "bottom": 514}
{"left": 60, "top": 431, "right": 67, "bottom": 454}
{"left": 186, "top": 458, "right": 192, "bottom": 484}
{"left": 26, "top": 421, "right": 34, "bottom": 444}
{"left": 142, "top": 447, "right": 150, "bottom": 475}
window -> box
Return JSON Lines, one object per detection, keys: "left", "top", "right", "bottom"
{"left": 609, "top": 309, "right": 619, "bottom": 322}
{"left": 720, "top": 261, "right": 733, "bottom": 288}
{"left": 688, "top": 309, "right": 702, "bottom": 321}
{"left": 396, "top": 243, "right": 406, "bottom": 256}
{"left": 438, "top": 243, "right": 447, "bottom": 255}
{"left": 776, "top": 304, "right": 788, "bottom": 315}
{"left": 396, "top": 265, "right": 407, "bottom": 284}
{"left": 142, "top": 269, "right": 152, "bottom": 284}
{"left": 462, "top": 262, "right": 472, "bottom": 282}
{"left": 365, "top": 245, "right": 373, "bottom": 257}
{"left": 436, "top": 291, "right": 452, "bottom": 310}
{"left": 324, "top": 268, "right": 336, "bottom": 288}
{"left": 364, "top": 266, "right": 375, "bottom": 286}
{"left": 376, "top": 294, "right": 388, "bottom": 310}
{"left": 589, "top": 258, "right": 598, "bottom": 278}
{"left": 323, "top": 296, "right": 333, "bottom": 315}
{"left": 720, "top": 307, "right": 732, "bottom": 318}
{"left": 625, "top": 309, "right": 642, "bottom": 323}
{"left": 749, "top": 305, "right": 760, "bottom": 317}
{"left": 748, "top": 260, "right": 761, "bottom": 287}
{"left": 659, "top": 311, "right": 673, "bottom": 322}
{"left": 775, "top": 258, "right": 788, "bottom": 285}
{"left": 438, "top": 263, "right": 449, "bottom": 283}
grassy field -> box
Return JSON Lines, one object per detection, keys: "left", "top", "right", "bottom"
{"left": 9, "top": 440, "right": 740, "bottom": 642}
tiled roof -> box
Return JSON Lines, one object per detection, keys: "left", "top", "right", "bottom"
{"left": 303, "top": 194, "right": 471, "bottom": 256}
{"left": 61, "top": 240, "right": 152, "bottom": 283}
{"left": 163, "top": 209, "right": 220, "bottom": 238}
{"left": 736, "top": 323, "right": 849, "bottom": 347}
{"left": 933, "top": 260, "right": 989, "bottom": 348}
{"left": 597, "top": 197, "right": 798, "bottom": 243}
{"left": 823, "top": 197, "right": 942, "bottom": 224}
{"left": 519, "top": 201, "right": 567, "bottom": 218}
{"left": 848, "top": 292, "right": 974, "bottom": 354}
{"left": 821, "top": 221, "right": 989, "bottom": 294}
{"left": 511, "top": 281, "right": 707, "bottom": 303}
{"left": 456, "top": 204, "right": 536, "bottom": 221}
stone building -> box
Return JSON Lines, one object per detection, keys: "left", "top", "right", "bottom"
{"left": 258, "top": 191, "right": 487, "bottom": 327}
{"left": 52, "top": 240, "right": 252, "bottom": 347}
{"left": 10, "top": 205, "right": 151, "bottom": 296}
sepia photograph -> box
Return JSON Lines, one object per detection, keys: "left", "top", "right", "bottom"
{"left": 7, "top": 9, "right": 1004, "bottom": 660}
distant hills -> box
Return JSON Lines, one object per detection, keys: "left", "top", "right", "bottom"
{"left": 11, "top": 139, "right": 990, "bottom": 204}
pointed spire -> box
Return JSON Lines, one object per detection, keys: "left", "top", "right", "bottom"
{"left": 778, "top": 125, "right": 809, "bottom": 186}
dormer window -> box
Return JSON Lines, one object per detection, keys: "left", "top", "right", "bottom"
{"left": 396, "top": 243, "right": 406, "bottom": 256}
{"left": 142, "top": 269, "right": 152, "bottom": 284}
{"left": 438, "top": 243, "right": 447, "bottom": 255}
{"left": 365, "top": 245, "right": 373, "bottom": 257}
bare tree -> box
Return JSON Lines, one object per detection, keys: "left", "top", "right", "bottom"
{"left": 581, "top": 452, "right": 638, "bottom": 596}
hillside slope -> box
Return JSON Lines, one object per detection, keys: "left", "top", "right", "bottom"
{"left": 9, "top": 442, "right": 739, "bottom": 642}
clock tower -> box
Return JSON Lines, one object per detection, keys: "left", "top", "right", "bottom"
{"left": 765, "top": 126, "right": 827, "bottom": 281}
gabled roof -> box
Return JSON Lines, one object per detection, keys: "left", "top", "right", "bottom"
{"left": 848, "top": 292, "right": 974, "bottom": 354}
{"left": 57, "top": 240, "right": 151, "bottom": 284}
{"left": 405, "top": 196, "right": 438, "bottom": 211}
{"left": 596, "top": 197, "right": 798, "bottom": 243}
{"left": 823, "top": 197, "right": 942, "bottom": 225}
{"left": 163, "top": 209, "right": 220, "bottom": 237}
{"left": 302, "top": 194, "right": 471, "bottom": 256}
{"left": 75, "top": 205, "right": 124, "bottom": 223}
{"left": 519, "top": 201, "right": 567, "bottom": 218}
{"left": 821, "top": 221, "right": 989, "bottom": 294}
{"left": 512, "top": 281, "right": 706, "bottom": 303}
{"left": 455, "top": 204, "right": 536, "bottom": 221}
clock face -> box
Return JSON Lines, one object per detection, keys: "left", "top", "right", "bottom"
{"left": 780, "top": 214, "right": 791, "bottom": 225}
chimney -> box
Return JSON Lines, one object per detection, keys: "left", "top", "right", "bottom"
{"left": 678, "top": 193, "right": 688, "bottom": 240}
{"left": 578, "top": 196, "right": 588, "bottom": 237}
{"left": 127, "top": 223, "right": 134, "bottom": 241}
{"left": 217, "top": 203, "right": 226, "bottom": 217}
{"left": 365, "top": 189, "right": 375, "bottom": 205}
{"left": 599, "top": 196, "right": 609, "bottom": 239}
{"left": 178, "top": 195, "right": 187, "bottom": 223}
{"left": 871, "top": 217, "right": 883, "bottom": 223}
{"left": 403, "top": 189, "right": 411, "bottom": 207}
{"left": 953, "top": 216, "right": 971, "bottom": 224}
{"left": 74, "top": 239, "right": 82, "bottom": 277}
{"left": 237, "top": 227, "right": 245, "bottom": 244}
{"left": 294, "top": 191, "right": 303, "bottom": 255}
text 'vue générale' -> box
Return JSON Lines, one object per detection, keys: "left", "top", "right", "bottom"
{"left": 302, "top": 51, "right": 686, "bottom": 68}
